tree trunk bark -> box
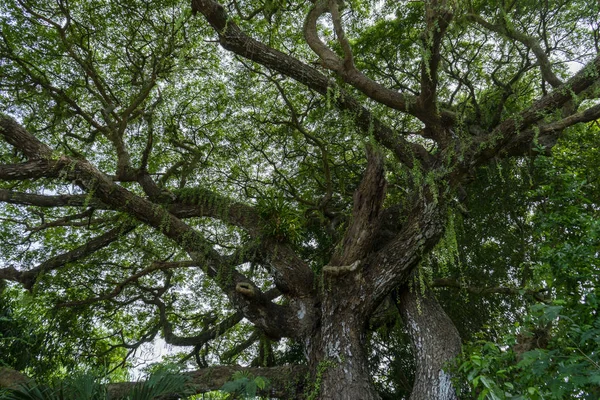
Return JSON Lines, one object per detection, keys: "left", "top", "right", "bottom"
{"left": 396, "top": 287, "right": 461, "bottom": 400}
{"left": 304, "top": 291, "right": 381, "bottom": 400}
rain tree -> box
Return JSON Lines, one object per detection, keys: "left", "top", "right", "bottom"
{"left": 0, "top": 0, "right": 599, "bottom": 399}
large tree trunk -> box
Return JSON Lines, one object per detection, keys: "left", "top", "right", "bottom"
{"left": 396, "top": 287, "right": 461, "bottom": 400}
{"left": 303, "top": 288, "right": 381, "bottom": 400}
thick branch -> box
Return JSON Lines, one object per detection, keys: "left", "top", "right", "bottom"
{"left": 418, "top": 0, "right": 453, "bottom": 133}
{"left": 502, "top": 102, "right": 600, "bottom": 156}
{"left": 0, "top": 115, "right": 53, "bottom": 158}
{"left": 327, "top": 146, "right": 386, "bottom": 269}
{"left": 171, "top": 187, "right": 262, "bottom": 237}
{"left": 0, "top": 365, "right": 308, "bottom": 400}
{"left": 365, "top": 199, "right": 446, "bottom": 314}
{"left": 0, "top": 159, "right": 74, "bottom": 181}
{"left": 109, "top": 365, "right": 308, "bottom": 399}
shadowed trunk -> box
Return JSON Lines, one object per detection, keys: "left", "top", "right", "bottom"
{"left": 304, "top": 285, "right": 381, "bottom": 400}
{"left": 396, "top": 287, "right": 461, "bottom": 400}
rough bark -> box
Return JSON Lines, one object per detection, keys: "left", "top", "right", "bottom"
{"left": 396, "top": 288, "right": 462, "bottom": 400}
{"left": 305, "top": 290, "right": 381, "bottom": 400}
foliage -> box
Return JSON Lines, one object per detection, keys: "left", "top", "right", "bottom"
{"left": 0, "top": 284, "right": 128, "bottom": 383}
{"left": 219, "top": 371, "right": 270, "bottom": 399}
{"left": 456, "top": 301, "right": 600, "bottom": 399}
{"left": 0, "top": 368, "right": 191, "bottom": 400}
{"left": 452, "top": 125, "right": 600, "bottom": 398}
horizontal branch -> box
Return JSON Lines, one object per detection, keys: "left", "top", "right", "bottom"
{"left": 431, "top": 278, "right": 550, "bottom": 302}
{"left": 0, "top": 188, "right": 105, "bottom": 208}
{"left": 0, "top": 222, "right": 138, "bottom": 290}
{"left": 111, "top": 365, "right": 308, "bottom": 399}
{"left": 0, "top": 159, "right": 71, "bottom": 181}
{"left": 171, "top": 187, "right": 262, "bottom": 237}
{"left": 502, "top": 102, "right": 600, "bottom": 156}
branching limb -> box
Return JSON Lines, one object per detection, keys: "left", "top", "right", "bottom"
{"left": 468, "top": 13, "right": 563, "bottom": 88}
{"left": 191, "top": 0, "right": 433, "bottom": 169}
{"left": 470, "top": 54, "right": 600, "bottom": 167}
{"left": 0, "top": 116, "right": 305, "bottom": 340}
{"left": 0, "top": 222, "right": 138, "bottom": 290}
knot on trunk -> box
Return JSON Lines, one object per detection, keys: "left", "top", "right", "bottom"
{"left": 236, "top": 282, "right": 255, "bottom": 297}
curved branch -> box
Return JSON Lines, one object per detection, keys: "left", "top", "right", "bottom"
{"left": 150, "top": 296, "right": 244, "bottom": 347}
{"left": 191, "top": 0, "right": 433, "bottom": 169}
{"left": 303, "top": 1, "right": 419, "bottom": 116}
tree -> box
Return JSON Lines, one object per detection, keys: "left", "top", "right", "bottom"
{"left": 0, "top": 0, "right": 598, "bottom": 398}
